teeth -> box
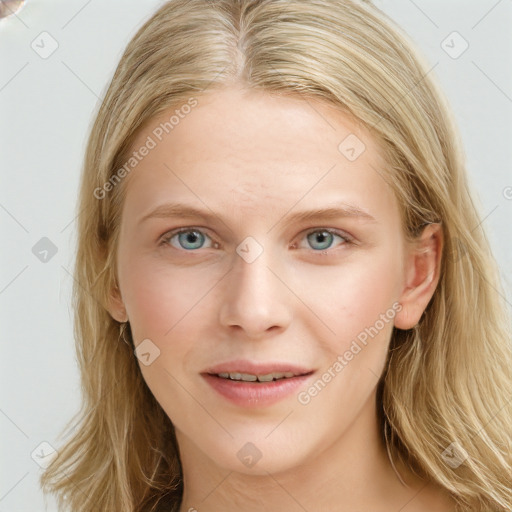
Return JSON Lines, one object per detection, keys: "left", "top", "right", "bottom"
{"left": 216, "top": 371, "right": 299, "bottom": 382}
{"left": 240, "top": 373, "right": 258, "bottom": 382}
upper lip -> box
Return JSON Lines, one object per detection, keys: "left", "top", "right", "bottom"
{"left": 203, "top": 360, "right": 314, "bottom": 376}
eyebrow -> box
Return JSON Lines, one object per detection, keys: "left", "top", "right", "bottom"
{"left": 138, "top": 201, "right": 378, "bottom": 230}
{"left": 138, "top": 201, "right": 377, "bottom": 226}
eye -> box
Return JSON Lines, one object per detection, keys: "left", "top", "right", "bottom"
{"left": 162, "top": 228, "right": 215, "bottom": 250}
{"left": 298, "top": 229, "right": 353, "bottom": 251}
{"left": 160, "top": 227, "right": 352, "bottom": 253}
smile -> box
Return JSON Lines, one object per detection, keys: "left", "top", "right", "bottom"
{"left": 201, "top": 360, "right": 315, "bottom": 407}
{"left": 215, "top": 371, "right": 299, "bottom": 382}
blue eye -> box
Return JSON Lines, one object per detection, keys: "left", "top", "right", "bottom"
{"left": 162, "top": 227, "right": 351, "bottom": 253}
{"left": 304, "top": 229, "right": 350, "bottom": 251}
{"left": 165, "top": 229, "right": 213, "bottom": 250}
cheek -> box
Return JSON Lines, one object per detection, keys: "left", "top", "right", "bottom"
{"left": 306, "top": 247, "right": 402, "bottom": 340}
{"left": 120, "top": 255, "right": 215, "bottom": 341}
{"left": 295, "top": 257, "right": 400, "bottom": 422}
{"left": 120, "top": 259, "right": 212, "bottom": 423}
{"left": 300, "top": 252, "right": 403, "bottom": 407}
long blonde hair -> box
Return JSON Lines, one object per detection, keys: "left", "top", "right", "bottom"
{"left": 40, "top": 1, "right": 512, "bottom": 510}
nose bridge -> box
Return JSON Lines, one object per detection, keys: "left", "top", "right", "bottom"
{"left": 218, "top": 238, "right": 292, "bottom": 336}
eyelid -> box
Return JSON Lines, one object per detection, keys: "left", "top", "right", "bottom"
{"left": 302, "top": 227, "right": 353, "bottom": 241}
{"left": 161, "top": 226, "right": 212, "bottom": 239}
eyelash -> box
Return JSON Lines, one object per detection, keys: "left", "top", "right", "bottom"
{"left": 159, "top": 227, "right": 354, "bottom": 254}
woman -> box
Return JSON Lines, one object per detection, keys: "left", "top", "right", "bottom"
{"left": 40, "top": 0, "right": 512, "bottom": 510}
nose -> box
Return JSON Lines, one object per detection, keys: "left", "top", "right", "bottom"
{"left": 218, "top": 244, "right": 293, "bottom": 339}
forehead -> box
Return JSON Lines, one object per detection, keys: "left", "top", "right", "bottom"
{"left": 121, "top": 86, "right": 396, "bottom": 224}
{"left": 129, "top": 86, "right": 381, "bottom": 166}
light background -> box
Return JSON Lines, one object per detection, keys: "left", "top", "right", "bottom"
{"left": 1, "top": 0, "right": 511, "bottom": 510}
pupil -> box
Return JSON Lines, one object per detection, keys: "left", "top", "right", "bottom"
{"left": 179, "top": 230, "right": 203, "bottom": 249}
{"left": 309, "top": 230, "right": 332, "bottom": 250}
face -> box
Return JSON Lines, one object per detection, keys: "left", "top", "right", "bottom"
{"left": 109, "top": 86, "right": 434, "bottom": 475}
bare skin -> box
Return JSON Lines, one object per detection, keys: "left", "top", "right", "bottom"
{"left": 108, "top": 85, "right": 455, "bottom": 511}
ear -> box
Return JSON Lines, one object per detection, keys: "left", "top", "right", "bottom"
{"left": 107, "top": 284, "right": 128, "bottom": 323}
{"left": 394, "top": 223, "right": 443, "bottom": 330}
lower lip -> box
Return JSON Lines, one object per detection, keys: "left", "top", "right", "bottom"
{"left": 202, "top": 373, "right": 313, "bottom": 407}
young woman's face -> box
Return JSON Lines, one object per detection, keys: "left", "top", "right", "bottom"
{"left": 111, "top": 86, "right": 422, "bottom": 475}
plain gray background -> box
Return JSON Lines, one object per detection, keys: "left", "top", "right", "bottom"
{"left": 1, "top": 1, "right": 511, "bottom": 510}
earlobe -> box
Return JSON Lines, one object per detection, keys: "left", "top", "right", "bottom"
{"left": 107, "top": 285, "right": 128, "bottom": 323}
{"left": 394, "top": 223, "right": 443, "bottom": 330}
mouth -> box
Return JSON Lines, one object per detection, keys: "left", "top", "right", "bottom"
{"left": 201, "top": 360, "right": 315, "bottom": 407}
{"left": 212, "top": 371, "right": 309, "bottom": 382}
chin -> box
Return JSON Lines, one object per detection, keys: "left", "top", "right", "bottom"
{"left": 199, "top": 433, "right": 312, "bottom": 476}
